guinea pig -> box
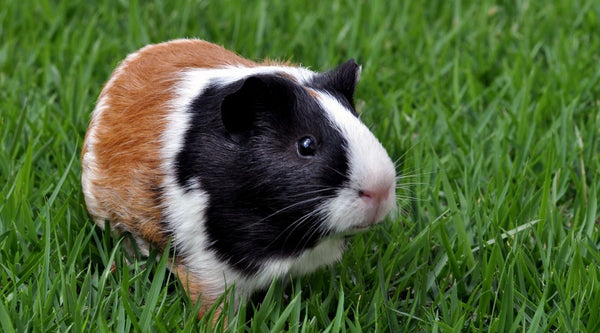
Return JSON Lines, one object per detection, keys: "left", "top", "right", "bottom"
{"left": 81, "top": 39, "right": 396, "bottom": 319}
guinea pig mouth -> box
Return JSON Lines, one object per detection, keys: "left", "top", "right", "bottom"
{"left": 349, "top": 205, "right": 390, "bottom": 232}
{"left": 339, "top": 221, "right": 376, "bottom": 236}
{"left": 335, "top": 213, "right": 383, "bottom": 236}
{"left": 349, "top": 215, "right": 381, "bottom": 232}
{"left": 352, "top": 223, "right": 372, "bottom": 231}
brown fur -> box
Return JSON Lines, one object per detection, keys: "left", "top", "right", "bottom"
{"left": 172, "top": 264, "right": 221, "bottom": 321}
{"left": 82, "top": 39, "right": 259, "bottom": 319}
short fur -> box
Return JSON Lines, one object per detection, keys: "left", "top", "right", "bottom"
{"left": 82, "top": 39, "right": 396, "bottom": 319}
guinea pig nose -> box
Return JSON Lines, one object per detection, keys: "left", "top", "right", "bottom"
{"left": 358, "top": 186, "right": 391, "bottom": 203}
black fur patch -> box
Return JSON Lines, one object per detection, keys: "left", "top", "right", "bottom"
{"left": 307, "top": 59, "right": 360, "bottom": 114}
{"left": 175, "top": 73, "right": 351, "bottom": 275}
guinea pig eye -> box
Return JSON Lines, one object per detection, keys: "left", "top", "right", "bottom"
{"left": 297, "top": 136, "right": 317, "bottom": 157}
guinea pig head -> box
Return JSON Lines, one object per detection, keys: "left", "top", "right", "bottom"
{"left": 175, "top": 59, "right": 396, "bottom": 274}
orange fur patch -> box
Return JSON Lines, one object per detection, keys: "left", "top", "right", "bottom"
{"left": 82, "top": 39, "right": 258, "bottom": 247}
{"left": 172, "top": 264, "right": 217, "bottom": 317}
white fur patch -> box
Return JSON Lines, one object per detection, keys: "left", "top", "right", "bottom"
{"left": 161, "top": 73, "right": 224, "bottom": 298}
{"left": 223, "top": 237, "right": 346, "bottom": 300}
{"left": 315, "top": 92, "right": 396, "bottom": 233}
{"left": 81, "top": 98, "right": 109, "bottom": 225}
{"left": 179, "top": 65, "right": 316, "bottom": 91}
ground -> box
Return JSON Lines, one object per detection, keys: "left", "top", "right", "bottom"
{"left": 1, "top": 0, "right": 599, "bottom": 331}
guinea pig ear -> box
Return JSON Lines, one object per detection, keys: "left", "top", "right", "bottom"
{"left": 221, "top": 75, "right": 291, "bottom": 143}
{"left": 313, "top": 58, "right": 361, "bottom": 107}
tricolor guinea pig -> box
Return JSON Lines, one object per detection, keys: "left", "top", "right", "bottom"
{"left": 81, "top": 39, "right": 396, "bottom": 318}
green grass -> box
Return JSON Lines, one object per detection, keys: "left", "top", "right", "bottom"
{"left": 1, "top": 0, "right": 599, "bottom": 331}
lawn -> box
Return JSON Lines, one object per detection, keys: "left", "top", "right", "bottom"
{"left": 1, "top": 0, "right": 599, "bottom": 331}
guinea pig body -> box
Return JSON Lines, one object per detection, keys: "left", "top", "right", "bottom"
{"left": 82, "top": 39, "right": 396, "bottom": 317}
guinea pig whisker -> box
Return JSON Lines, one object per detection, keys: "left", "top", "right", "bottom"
{"left": 325, "top": 166, "right": 348, "bottom": 179}
{"left": 275, "top": 196, "right": 338, "bottom": 250}
{"left": 395, "top": 194, "right": 423, "bottom": 202}
{"left": 273, "top": 209, "right": 324, "bottom": 253}
{"left": 294, "top": 218, "right": 326, "bottom": 255}
{"left": 272, "top": 209, "right": 328, "bottom": 255}
{"left": 395, "top": 179, "right": 427, "bottom": 184}
{"left": 394, "top": 171, "right": 432, "bottom": 193}
{"left": 236, "top": 190, "right": 336, "bottom": 234}
{"left": 280, "top": 187, "right": 338, "bottom": 199}
{"left": 395, "top": 169, "right": 435, "bottom": 181}
{"left": 287, "top": 184, "right": 334, "bottom": 190}
{"left": 396, "top": 172, "right": 428, "bottom": 179}
{"left": 298, "top": 227, "right": 321, "bottom": 254}
{"left": 391, "top": 141, "right": 420, "bottom": 167}
{"left": 302, "top": 204, "right": 348, "bottom": 248}
{"left": 236, "top": 194, "right": 334, "bottom": 231}
{"left": 280, "top": 196, "right": 335, "bottom": 233}
{"left": 395, "top": 182, "right": 428, "bottom": 189}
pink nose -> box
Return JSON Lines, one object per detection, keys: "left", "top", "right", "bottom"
{"left": 358, "top": 186, "right": 391, "bottom": 203}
